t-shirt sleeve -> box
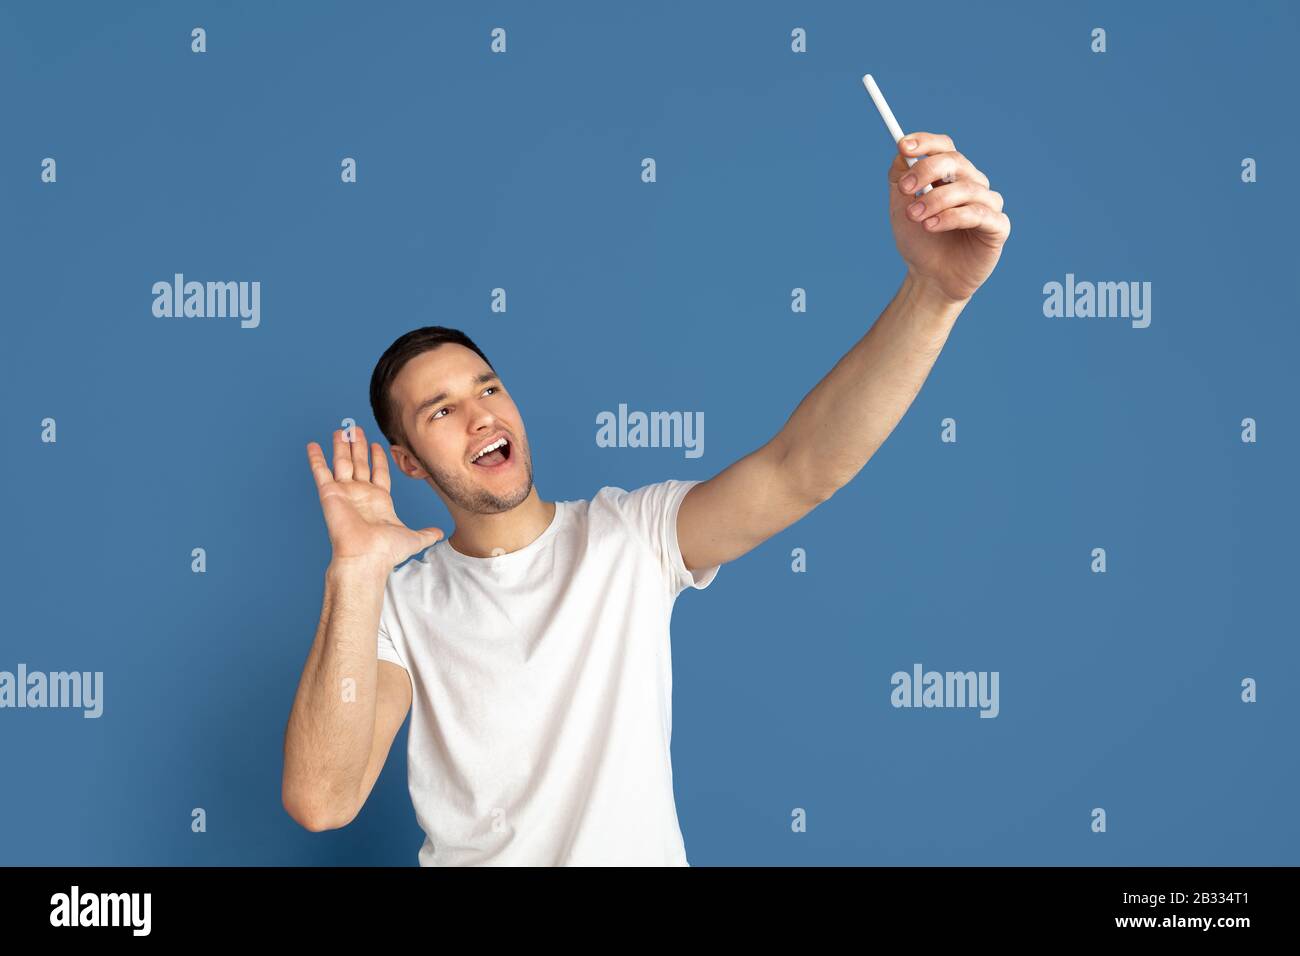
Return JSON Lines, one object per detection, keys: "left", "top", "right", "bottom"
{"left": 376, "top": 579, "right": 409, "bottom": 672}
{"left": 604, "top": 479, "right": 721, "bottom": 596}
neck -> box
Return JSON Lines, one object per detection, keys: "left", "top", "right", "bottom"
{"left": 447, "top": 487, "right": 555, "bottom": 558}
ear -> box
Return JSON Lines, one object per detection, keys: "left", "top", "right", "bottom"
{"left": 390, "top": 445, "right": 427, "bottom": 480}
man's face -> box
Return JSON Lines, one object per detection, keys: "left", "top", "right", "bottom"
{"left": 389, "top": 344, "right": 534, "bottom": 514}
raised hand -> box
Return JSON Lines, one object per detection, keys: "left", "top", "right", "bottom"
{"left": 306, "top": 426, "right": 444, "bottom": 568}
{"left": 888, "top": 131, "right": 1011, "bottom": 305}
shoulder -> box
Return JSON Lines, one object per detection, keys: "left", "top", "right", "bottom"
{"left": 591, "top": 479, "right": 699, "bottom": 511}
{"left": 588, "top": 479, "right": 701, "bottom": 537}
{"left": 592, "top": 479, "right": 696, "bottom": 504}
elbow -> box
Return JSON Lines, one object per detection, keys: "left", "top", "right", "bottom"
{"left": 803, "top": 480, "right": 839, "bottom": 507}
{"left": 774, "top": 443, "right": 846, "bottom": 508}
{"left": 295, "top": 812, "right": 349, "bottom": 834}
{"left": 791, "top": 474, "right": 840, "bottom": 510}
{"left": 282, "top": 783, "right": 358, "bottom": 833}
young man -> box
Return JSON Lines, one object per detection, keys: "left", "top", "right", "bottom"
{"left": 282, "top": 131, "right": 1009, "bottom": 865}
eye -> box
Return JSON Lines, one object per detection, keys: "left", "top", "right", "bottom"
{"left": 426, "top": 387, "right": 496, "bottom": 424}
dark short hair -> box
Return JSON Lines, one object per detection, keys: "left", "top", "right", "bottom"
{"left": 369, "top": 326, "right": 493, "bottom": 448}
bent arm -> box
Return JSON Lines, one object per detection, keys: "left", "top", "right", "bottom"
{"left": 282, "top": 556, "right": 410, "bottom": 831}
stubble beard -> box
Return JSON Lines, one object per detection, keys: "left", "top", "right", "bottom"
{"left": 413, "top": 438, "right": 534, "bottom": 515}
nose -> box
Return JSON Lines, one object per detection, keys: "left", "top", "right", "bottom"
{"left": 465, "top": 398, "right": 498, "bottom": 434}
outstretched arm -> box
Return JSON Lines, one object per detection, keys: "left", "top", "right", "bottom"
{"left": 677, "top": 130, "right": 1010, "bottom": 572}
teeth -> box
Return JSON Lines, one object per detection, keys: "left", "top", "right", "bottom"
{"left": 471, "top": 437, "right": 508, "bottom": 462}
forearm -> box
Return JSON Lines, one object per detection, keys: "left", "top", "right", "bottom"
{"left": 776, "top": 271, "right": 968, "bottom": 498}
{"left": 282, "top": 556, "right": 390, "bottom": 828}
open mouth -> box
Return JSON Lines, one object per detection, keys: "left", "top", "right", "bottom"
{"left": 469, "top": 436, "right": 512, "bottom": 469}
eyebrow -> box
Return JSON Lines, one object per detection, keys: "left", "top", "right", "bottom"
{"left": 412, "top": 371, "right": 500, "bottom": 419}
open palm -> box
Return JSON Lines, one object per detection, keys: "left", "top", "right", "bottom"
{"left": 306, "top": 425, "right": 444, "bottom": 567}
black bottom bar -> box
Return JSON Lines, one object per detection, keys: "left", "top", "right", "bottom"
{"left": 0, "top": 866, "right": 1284, "bottom": 940}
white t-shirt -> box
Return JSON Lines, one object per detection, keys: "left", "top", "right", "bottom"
{"left": 375, "top": 478, "right": 719, "bottom": 866}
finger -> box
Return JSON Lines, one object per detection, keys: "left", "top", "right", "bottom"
{"left": 921, "top": 202, "right": 1011, "bottom": 239}
{"left": 904, "top": 183, "right": 1004, "bottom": 224}
{"left": 349, "top": 424, "right": 371, "bottom": 483}
{"left": 897, "top": 131, "right": 955, "bottom": 160}
{"left": 332, "top": 428, "right": 354, "bottom": 482}
{"left": 371, "top": 442, "right": 391, "bottom": 493}
{"left": 306, "top": 442, "right": 335, "bottom": 489}
{"left": 897, "top": 151, "right": 989, "bottom": 194}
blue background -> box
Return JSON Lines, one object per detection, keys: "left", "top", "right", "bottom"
{"left": 1, "top": 0, "right": 1296, "bottom": 865}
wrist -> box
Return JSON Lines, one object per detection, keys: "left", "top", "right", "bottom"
{"left": 901, "top": 270, "right": 971, "bottom": 317}
{"left": 326, "top": 553, "right": 394, "bottom": 583}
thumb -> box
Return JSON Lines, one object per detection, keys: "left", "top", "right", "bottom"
{"left": 413, "top": 526, "right": 445, "bottom": 551}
